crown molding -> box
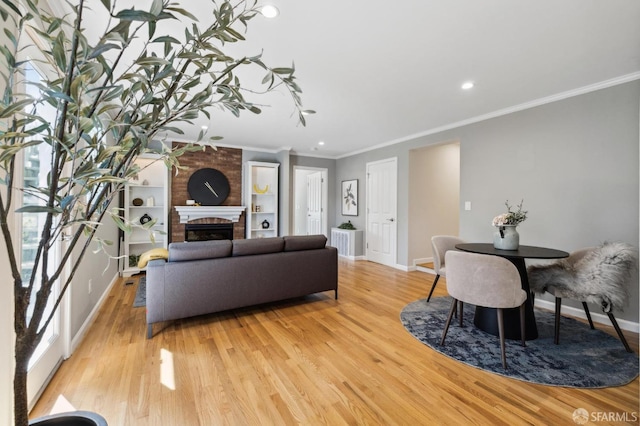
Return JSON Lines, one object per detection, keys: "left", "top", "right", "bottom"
{"left": 338, "top": 72, "right": 640, "bottom": 160}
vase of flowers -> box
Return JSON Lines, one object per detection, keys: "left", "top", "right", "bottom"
{"left": 492, "top": 200, "right": 528, "bottom": 250}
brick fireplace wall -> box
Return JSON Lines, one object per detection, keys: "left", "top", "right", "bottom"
{"left": 170, "top": 144, "right": 245, "bottom": 242}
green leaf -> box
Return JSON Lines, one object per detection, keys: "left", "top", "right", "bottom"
{"left": 16, "top": 205, "right": 62, "bottom": 214}
{"left": 114, "top": 9, "right": 157, "bottom": 22}
{"left": 0, "top": 98, "right": 33, "bottom": 118}
{"left": 152, "top": 36, "right": 180, "bottom": 44}
{"left": 100, "top": 0, "right": 111, "bottom": 11}
{"left": 166, "top": 7, "right": 198, "bottom": 22}
{"left": 3, "top": 28, "right": 17, "bottom": 47}
{"left": 150, "top": 0, "right": 163, "bottom": 16}
{"left": 52, "top": 31, "right": 67, "bottom": 72}
{"left": 0, "top": 0, "right": 21, "bottom": 17}
{"left": 136, "top": 56, "right": 170, "bottom": 67}
{"left": 88, "top": 43, "right": 120, "bottom": 59}
{"left": 272, "top": 67, "right": 293, "bottom": 75}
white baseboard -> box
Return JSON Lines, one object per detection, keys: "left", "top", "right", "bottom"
{"left": 69, "top": 273, "right": 119, "bottom": 355}
{"left": 534, "top": 299, "right": 640, "bottom": 333}
{"left": 338, "top": 254, "right": 366, "bottom": 261}
{"left": 413, "top": 257, "right": 433, "bottom": 266}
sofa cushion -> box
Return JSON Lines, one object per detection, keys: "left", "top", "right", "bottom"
{"left": 283, "top": 235, "right": 327, "bottom": 252}
{"left": 168, "top": 240, "right": 232, "bottom": 262}
{"left": 232, "top": 237, "right": 284, "bottom": 256}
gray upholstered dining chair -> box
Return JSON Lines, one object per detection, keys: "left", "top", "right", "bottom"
{"left": 428, "top": 235, "right": 466, "bottom": 302}
{"left": 440, "top": 251, "right": 527, "bottom": 369}
{"left": 528, "top": 242, "right": 638, "bottom": 353}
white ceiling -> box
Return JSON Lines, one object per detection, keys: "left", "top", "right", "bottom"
{"left": 80, "top": 1, "right": 640, "bottom": 158}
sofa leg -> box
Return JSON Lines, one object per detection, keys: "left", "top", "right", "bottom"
{"left": 147, "top": 324, "right": 153, "bottom": 339}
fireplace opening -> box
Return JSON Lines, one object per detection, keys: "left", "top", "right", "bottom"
{"left": 185, "top": 223, "right": 234, "bottom": 241}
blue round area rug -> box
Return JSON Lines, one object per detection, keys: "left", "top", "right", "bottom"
{"left": 400, "top": 297, "right": 639, "bottom": 388}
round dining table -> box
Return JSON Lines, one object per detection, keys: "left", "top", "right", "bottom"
{"left": 455, "top": 243, "right": 569, "bottom": 340}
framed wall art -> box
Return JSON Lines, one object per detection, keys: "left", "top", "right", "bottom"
{"left": 341, "top": 179, "right": 358, "bottom": 216}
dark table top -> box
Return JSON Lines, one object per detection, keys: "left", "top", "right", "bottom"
{"left": 455, "top": 243, "right": 569, "bottom": 260}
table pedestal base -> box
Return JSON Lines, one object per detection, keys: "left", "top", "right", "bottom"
{"left": 474, "top": 305, "right": 538, "bottom": 340}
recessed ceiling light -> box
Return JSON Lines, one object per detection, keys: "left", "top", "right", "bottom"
{"left": 318, "top": 141, "right": 325, "bottom": 146}
{"left": 461, "top": 81, "right": 475, "bottom": 90}
{"left": 201, "top": 125, "right": 208, "bottom": 130}
{"left": 261, "top": 5, "right": 279, "bottom": 18}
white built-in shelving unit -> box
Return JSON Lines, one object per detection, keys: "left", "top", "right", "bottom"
{"left": 121, "top": 155, "right": 168, "bottom": 276}
{"left": 244, "top": 161, "right": 279, "bottom": 239}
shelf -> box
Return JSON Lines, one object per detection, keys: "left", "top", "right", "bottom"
{"left": 129, "top": 240, "right": 165, "bottom": 245}
{"left": 129, "top": 205, "right": 165, "bottom": 209}
{"left": 129, "top": 184, "right": 164, "bottom": 189}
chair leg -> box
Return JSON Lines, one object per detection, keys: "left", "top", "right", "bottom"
{"left": 459, "top": 301, "right": 464, "bottom": 327}
{"left": 440, "top": 298, "right": 458, "bottom": 345}
{"left": 427, "top": 275, "right": 440, "bottom": 302}
{"left": 497, "top": 308, "right": 507, "bottom": 369}
{"left": 554, "top": 297, "right": 562, "bottom": 345}
{"left": 607, "top": 312, "right": 633, "bottom": 353}
{"left": 519, "top": 304, "right": 526, "bottom": 347}
{"left": 582, "top": 302, "right": 595, "bottom": 329}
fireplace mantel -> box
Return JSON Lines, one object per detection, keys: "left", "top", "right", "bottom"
{"left": 175, "top": 206, "right": 246, "bottom": 223}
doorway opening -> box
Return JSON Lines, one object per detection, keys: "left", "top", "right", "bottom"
{"left": 408, "top": 141, "right": 460, "bottom": 269}
{"left": 293, "top": 167, "right": 328, "bottom": 237}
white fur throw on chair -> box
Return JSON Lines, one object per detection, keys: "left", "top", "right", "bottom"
{"left": 528, "top": 242, "right": 638, "bottom": 313}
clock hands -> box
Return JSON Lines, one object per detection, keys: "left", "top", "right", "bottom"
{"left": 204, "top": 181, "right": 219, "bottom": 197}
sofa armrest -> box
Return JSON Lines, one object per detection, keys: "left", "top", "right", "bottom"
{"left": 146, "top": 259, "right": 167, "bottom": 331}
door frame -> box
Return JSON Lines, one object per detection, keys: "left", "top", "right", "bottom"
{"left": 292, "top": 166, "right": 328, "bottom": 237}
{"left": 15, "top": 46, "right": 72, "bottom": 409}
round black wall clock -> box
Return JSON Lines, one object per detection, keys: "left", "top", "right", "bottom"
{"left": 187, "top": 168, "right": 231, "bottom": 206}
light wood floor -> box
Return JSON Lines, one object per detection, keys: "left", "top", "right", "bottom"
{"left": 31, "top": 259, "right": 639, "bottom": 425}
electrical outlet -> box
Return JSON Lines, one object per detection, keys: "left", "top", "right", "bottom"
{"left": 464, "top": 201, "right": 472, "bottom": 211}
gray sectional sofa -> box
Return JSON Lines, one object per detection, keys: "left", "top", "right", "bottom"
{"left": 145, "top": 234, "right": 338, "bottom": 338}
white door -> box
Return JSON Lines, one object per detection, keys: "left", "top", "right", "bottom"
{"left": 366, "top": 158, "right": 398, "bottom": 267}
{"left": 20, "top": 62, "right": 68, "bottom": 408}
{"left": 306, "top": 172, "right": 323, "bottom": 234}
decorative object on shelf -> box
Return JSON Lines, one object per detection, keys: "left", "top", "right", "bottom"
{"left": 129, "top": 254, "right": 141, "bottom": 268}
{"left": 188, "top": 168, "right": 230, "bottom": 205}
{"left": 338, "top": 220, "right": 356, "bottom": 230}
{"left": 140, "top": 213, "right": 152, "bottom": 225}
{"left": 186, "top": 199, "right": 196, "bottom": 205}
{"left": 261, "top": 219, "right": 270, "bottom": 229}
{"left": 492, "top": 200, "right": 527, "bottom": 250}
{"left": 255, "top": 205, "right": 262, "bottom": 212}
{"left": 142, "top": 179, "right": 149, "bottom": 186}
{"left": 146, "top": 196, "right": 154, "bottom": 206}
{"left": 132, "top": 197, "right": 144, "bottom": 206}
{"left": 341, "top": 179, "right": 358, "bottom": 216}
{"left": 253, "top": 183, "right": 270, "bottom": 194}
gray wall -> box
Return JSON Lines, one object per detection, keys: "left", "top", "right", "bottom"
{"left": 69, "top": 211, "right": 119, "bottom": 338}
{"left": 336, "top": 81, "right": 639, "bottom": 323}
